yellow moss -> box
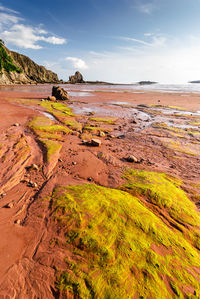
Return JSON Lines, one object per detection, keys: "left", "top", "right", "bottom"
{"left": 28, "top": 117, "right": 71, "bottom": 161}
{"left": 89, "top": 117, "right": 117, "bottom": 124}
{"left": 64, "top": 119, "right": 82, "bottom": 131}
{"left": 83, "top": 126, "right": 112, "bottom": 133}
{"left": 39, "top": 139, "right": 62, "bottom": 161}
{"left": 122, "top": 169, "right": 200, "bottom": 226}
{"left": 166, "top": 140, "right": 198, "bottom": 156}
{"left": 188, "top": 121, "right": 200, "bottom": 126}
{"left": 40, "top": 101, "right": 74, "bottom": 117}
{"left": 166, "top": 105, "right": 187, "bottom": 111}
{"left": 51, "top": 184, "right": 200, "bottom": 298}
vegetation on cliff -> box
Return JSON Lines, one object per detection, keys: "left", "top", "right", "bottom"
{"left": 0, "top": 41, "right": 59, "bottom": 83}
{"left": 0, "top": 44, "right": 22, "bottom": 74}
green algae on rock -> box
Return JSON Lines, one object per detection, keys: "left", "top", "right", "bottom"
{"left": 50, "top": 184, "right": 200, "bottom": 298}
{"left": 122, "top": 169, "right": 200, "bottom": 226}
{"left": 28, "top": 116, "right": 71, "bottom": 162}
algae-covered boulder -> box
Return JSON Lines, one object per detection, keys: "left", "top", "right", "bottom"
{"left": 51, "top": 180, "right": 200, "bottom": 298}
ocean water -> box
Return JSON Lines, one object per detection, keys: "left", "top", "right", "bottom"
{"left": 83, "top": 83, "right": 200, "bottom": 93}
{"left": 0, "top": 82, "right": 200, "bottom": 94}
{"left": 128, "top": 83, "right": 200, "bottom": 93}
{"left": 64, "top": 83, "right": 200, "bottom": 94}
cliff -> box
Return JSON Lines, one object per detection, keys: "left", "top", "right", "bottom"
{"left": 0, "top": 44, "right": 59, "bottom": 84}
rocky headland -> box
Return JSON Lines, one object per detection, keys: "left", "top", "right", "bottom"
{"left": 0, "top": 44, "right": 59, "bottom": 84}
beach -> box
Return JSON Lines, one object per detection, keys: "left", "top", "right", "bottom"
{"left": 0, "top": 84, "right": 200, "bottom": 296}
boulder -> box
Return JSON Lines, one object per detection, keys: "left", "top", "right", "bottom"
{"left": 52, "top": 86, "right": 69, "bottom": 101}
{"left": 91, "top": 139, "right": 101, "bottom": 147}
{"left": 69, "top": 71, "right": 84, "bottom": 84}
{"left": 47, "top": 96, "right": 56, "bottom": 102}
{"left": 127, "top": 155, "right": 138, "bottom": 163}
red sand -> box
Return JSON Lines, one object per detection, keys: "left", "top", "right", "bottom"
{"left": 0, "top": 84, "right": 199, "bottom": 297}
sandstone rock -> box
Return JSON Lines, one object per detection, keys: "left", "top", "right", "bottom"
{"left": 47, "top": 96, "right": 56, "bottom": 102}
{"left": 15, "top": 219, "right": 21, "bottom": 225}
{"left": 69, "top": 71, "right": 84, "bottom": 84}
{"left": 5, "top": 202, "right": 14, "bottom": 208}
{"left": 117, "top": 134, "right": 126, "bottom": 139}
{"left": 52, "top": 86, "right": 69, "bottom": 101}
{"left": 0, "top": 193, "right": 6, "bottom": 198}
{"left": 28, "top": 181, "right": 38, "bottom": 188}
{"left": 127, "top": 155, "right": 138, "bottom": 163}
{"left": 0, "top": 45, "right": 59, "bottom": 85}
{"left": 107, "top": 134, "right": 115, "bottom": 138}
{"left": 31, "top": 164, "right": 39, "bottom": 170}
{"left": 91, "top": 139, "right": 101, "bottom": 146}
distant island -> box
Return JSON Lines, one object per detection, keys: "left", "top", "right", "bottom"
{"left": 189, "top": 80, "right": 200, "bottom": 84}
{"left": 137, "top": 81, "right": 157, "bottom": 85}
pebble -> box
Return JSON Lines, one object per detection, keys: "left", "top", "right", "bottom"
{"left": 91, "top": 139, "right": 101, "bottom": 147}
{"left": 107, "top": 134, "right": 115, "bottom": 138}
{"left": 13, "top": 123, "right": 20, "bottom": 127}
{"left": 127, "top": 155, "right": 138, "bottom": 163}
{"left": 31, "top": 164, "right": 39, "bottom": 170}
{"left": 87, "top": 177, "right": 93, "bottom": 182}
{"left": 72, "top": 161, "right": 77, "bottom": 165}
{"left": 117, "top": 135, "right": 126, "bottom": 139}
{"left": 131, "top": 119, "right": 138, "bottom": 124}
{"left": 0, "top": 193, "right": 6, "bottom": 198}
{"left": 47, "top": 96, "right": 56, "bottom": 102}
{"left": 15, "top": 219, "right": 21, "bottom": 225}
{"left": 28, "top": 181, "right": 38, "bottom": 188}
{"left": 6, "top": 202, "right": 14, "bottom": 208}
{"left": 58, "top": 158, "right": 63, "bottom": 162}
{"left": 99, "top": 131, "right": 106, "bottom": 137}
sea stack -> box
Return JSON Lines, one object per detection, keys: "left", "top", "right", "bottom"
{"left": 69, "top": 71, "right": 84, "bottom": 84}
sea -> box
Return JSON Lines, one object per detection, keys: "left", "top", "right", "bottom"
{"left": 76, "top": 83, "right": 200, "bottom": 94}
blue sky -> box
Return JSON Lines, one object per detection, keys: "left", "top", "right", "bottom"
{"left": 1, "top": 0, "right": 200, "bottom": 83}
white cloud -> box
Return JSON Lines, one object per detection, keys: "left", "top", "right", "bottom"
{"left": 0, "top": 4, "right": 19, "bottom": 14}
{"left": 136, "top": 1, "right": 157, "bottom": 14}
{"left": 40, "top": 36, "right": 66, "bottom": 45}
{"left": 0, "top": 12, "right": 22, "bottom": 27}
{"left": 119, "top": 34, "right": 166, "bottom": 48}
{"left": 0, "top": 4, "right": 66, "bottom": 49}
{"left": 81, "top": 34, "right": 200, "bottom": 84}
{"left": 65, "top": 57, "right": 88, "bottom": 70}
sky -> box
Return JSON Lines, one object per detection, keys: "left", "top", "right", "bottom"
{"left": 1, "top": 0, "right": 200, "bottom": 83}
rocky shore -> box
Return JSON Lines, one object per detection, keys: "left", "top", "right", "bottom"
{"left": 0, "top": 84, "right": 200, "bottom": 298}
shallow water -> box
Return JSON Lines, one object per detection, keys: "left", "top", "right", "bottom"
{"left": 149, "top": 107, "right": 200, "bottom": 116}
{"left": 68, "top": 91, "right": 93, "bottom": 97}
{"left": 41, "top": 111, "right": 56, "bottom": 121}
